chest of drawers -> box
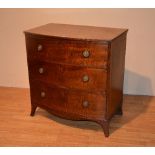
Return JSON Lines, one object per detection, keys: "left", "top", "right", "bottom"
{"left": 24, "top": 23, "right": 128, "bottom": 137}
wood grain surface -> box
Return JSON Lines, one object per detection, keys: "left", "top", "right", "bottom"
{"left": 106, "top": 32, "right": 127, "bottom": 120}
{"left": 24, "top": 23, "right": 128, "bottom": 41}
{"left": 30, "top": 80, "right": 106, "bottom": 120}
{"left": 0, "top": 87, "right": 154, "bottom": 146}
{"left": 28, "top": 61, "right": 107, "bottom": 91}
{"left": 25, "top": 34, "right": 108, "bottom": 68}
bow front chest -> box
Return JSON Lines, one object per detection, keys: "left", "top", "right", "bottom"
{"left": 24, "top": 23, "right": 128, "bottom": 137}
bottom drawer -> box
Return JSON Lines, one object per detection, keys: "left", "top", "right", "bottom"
{"left": 30, "top": 81, "right": 106, "bottom": 120}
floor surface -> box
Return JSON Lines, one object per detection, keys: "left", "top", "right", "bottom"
{"left": 0, "top": 87, "right": 154, "bottom": 146}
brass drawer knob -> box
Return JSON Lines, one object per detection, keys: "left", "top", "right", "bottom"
{"left": 37, "top": 44, "right": 43, "bottom": 51}
{"left": 83, "top": 50, "right": 90, "bottom": 58}
{"left": 39, "top": 67, "right": 44, "bottom": 74}
{"left": 83, "top": 75, "right": 89, "bottom": 82}
{"left": 83, "top": 100, "right": 89, "bottom": 107}
{"left": 41, "top": 91, "right": 45, "bottom": 98}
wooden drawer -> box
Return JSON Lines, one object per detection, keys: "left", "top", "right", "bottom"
{"left": 28, "top": 60, "right": 107, "bottom": 91}
{"left": 30, "top": 81, "right": 106, "bottom": 120}
{"left": 26, "top": 36, "right": 108, "bottom": 68}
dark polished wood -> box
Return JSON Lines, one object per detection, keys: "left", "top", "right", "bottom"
{"left": 24, "top": 23, "right": 128, "bottom": 137}
{"left": 106, "top": 33, "right": 127, "bottom": 120}
{"left": 25, "top": 35, "right": 108, "bottom": 68}
{"left": 30, "top": 80, "right": 106, "bottom": 120}
{"left": 28, "top": 61, "right": 107, "bottom": 91}
{"left": 24, "top": 23, "right": 127, "bottom": 41}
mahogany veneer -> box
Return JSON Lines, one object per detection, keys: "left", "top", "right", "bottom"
{"left": 24, "top": 23, "right": 128, "bottom": 137}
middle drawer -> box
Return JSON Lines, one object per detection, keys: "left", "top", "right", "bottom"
{"left": 28, "top": 61, "right": 107, "bottom": 91}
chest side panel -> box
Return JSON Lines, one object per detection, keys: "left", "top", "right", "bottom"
{"left": 106, "top": 32, "right": 127, "bottom": 119}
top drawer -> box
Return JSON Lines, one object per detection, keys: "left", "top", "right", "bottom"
{"left": 25, "top": 36, "right": 109, "bottom": 68}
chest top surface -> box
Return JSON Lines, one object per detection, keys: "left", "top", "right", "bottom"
{"left": 24, "top": 23, "right": 128, "bottom": 41}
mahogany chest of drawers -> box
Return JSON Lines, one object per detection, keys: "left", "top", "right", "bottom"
{"left": 24, "top": 23, "right": 128, "bottom": 137}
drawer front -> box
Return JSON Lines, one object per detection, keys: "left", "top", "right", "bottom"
{"left": 30, "top": 81, "right": 106, "bottom": 120}
{"left": 26, "top": 36, "right": 108, "bottom": 68}
{"left": 28, "top": 61, "right": 107, "bottom": 91}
